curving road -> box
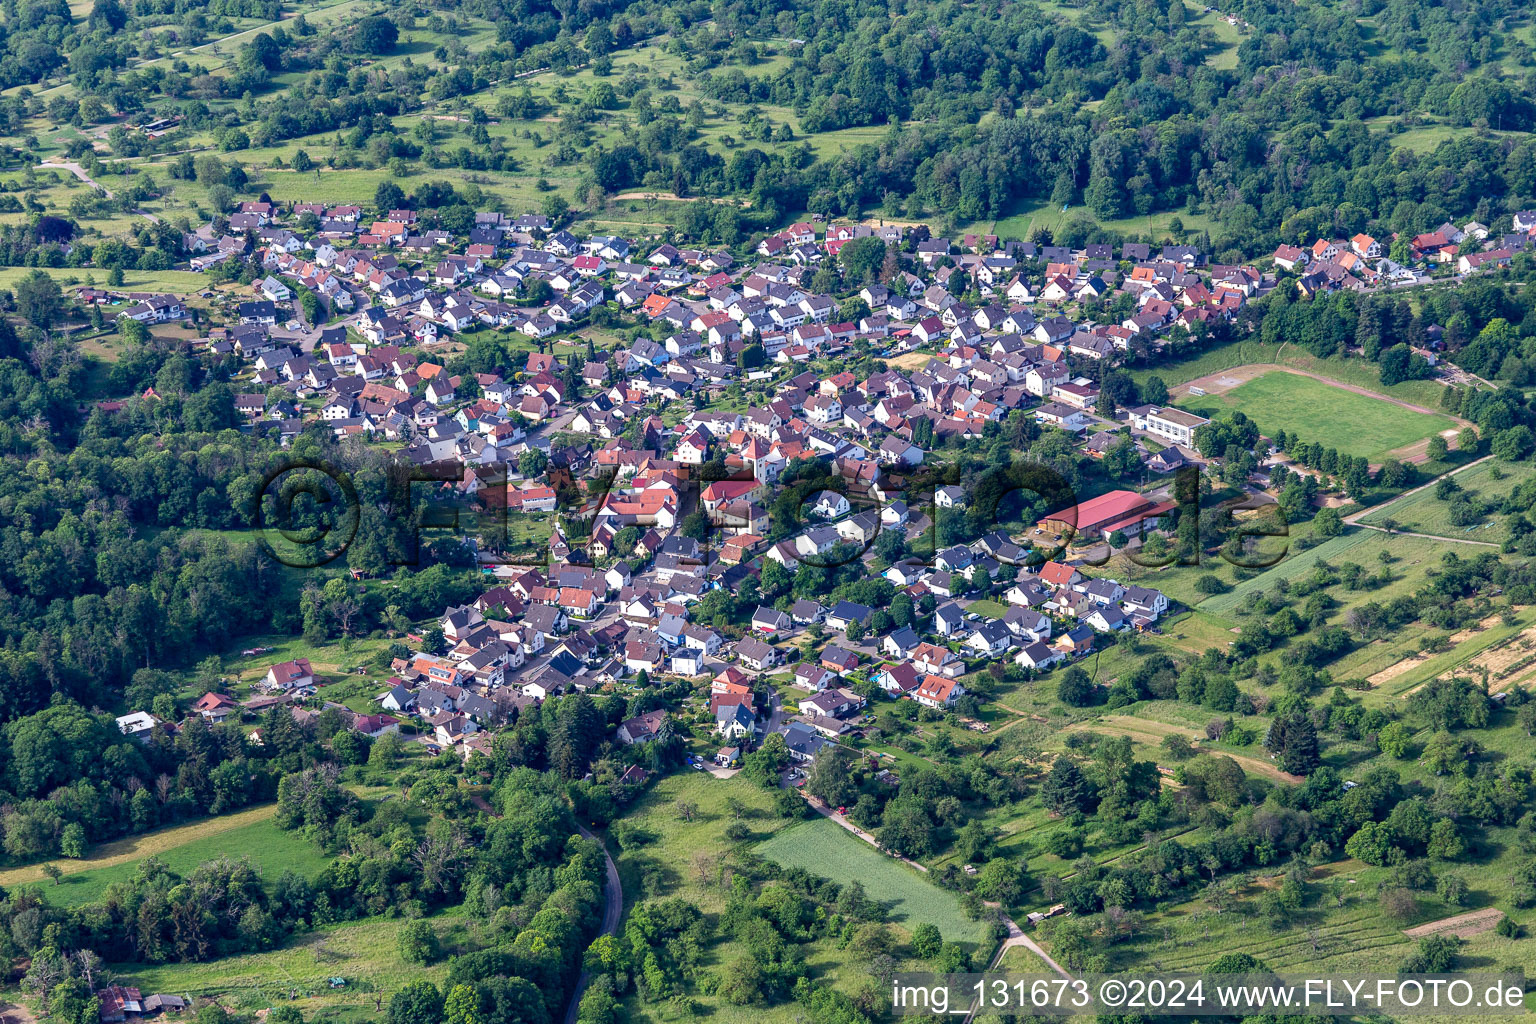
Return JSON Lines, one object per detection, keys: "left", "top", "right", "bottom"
{"left": 468, "top": 795, "right": 623, "bottom": 1024}
{"left": 562, "top": 824, "right": 622, "bottom": 1024}
{"left": 39, "top": 161, "right": 161, "bottom": 222}
{"left": 41, "top": 160, "right": 113, "bottom": 198}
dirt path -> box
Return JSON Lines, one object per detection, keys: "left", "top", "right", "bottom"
{"left": 561, "top": 823, "right": 623, "bottom": 1024}
{"left": 1447, "top": 610, "right": 1508, "bottom": 645}
{"left": 804, "top": 795, "right": 930, "bottom": 872}
{"left": 966, "top": 916, "right": 1075, "bottom": 1020}
{"left": 1344, "top": 455, "right": 1494, "bottom": 526}
{"left": 0, "top": 1001, "right": 38, "bottom": 1024}
{"left": 1365, "top": 653, "right": 1426, "bottom": 688}
{"left": 38, "top": 161, "right": 161, "bottom": 222}
{"left": 1387, "top": 433, "right": 1461, "bottom": 464}
{"left": 1172, "top": 364, "right": 1474, "bottom": 430}
{"left": 1068, "top": 716, "right": 1303, "bottom": 784}
{"left": 1354, "top": 525, "right": 1498, "bottom": 547}
{"left": 1343, "top": 453, "right": 1502, "bottom": 547}
{"left": 1403, "top": 907, "right": 1503, "bottom": 939}
{"left": 611, "top": 192, "right": 749, "bottom": 207}
{"left": 472, "top": 790, "right": 623, "bottom": 1024}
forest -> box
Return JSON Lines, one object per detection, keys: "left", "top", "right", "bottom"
{"left": 0, "top": 0, "right": 1532, "bottom": 258}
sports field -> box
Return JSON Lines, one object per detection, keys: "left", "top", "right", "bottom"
{"left": 755, "top": 817, "right": 985, "bottom": 944}
{"left": 1177, "top": 371, "right": 1457, "bottom": 462}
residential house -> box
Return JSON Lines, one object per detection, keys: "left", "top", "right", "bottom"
{"left": 914, "top": 675, "right": 965, "bottom": 709}
{"left": 264, "top": 658, "right": 314, "bottom": 691}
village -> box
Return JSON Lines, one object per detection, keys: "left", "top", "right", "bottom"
{"left": 170, "top": 507, "right": 1176, "bottom": 781}
{"left": 90, "top": 200, "right": 1529, "bottom": 459}
{"left": 89, "top": 197, "right": 1536, "bottom": 777}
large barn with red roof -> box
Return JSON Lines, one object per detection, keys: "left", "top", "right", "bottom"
{"left": 1040, "top": 489, "right": 1177, "bottom": 541}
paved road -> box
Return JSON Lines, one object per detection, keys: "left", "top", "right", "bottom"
{"left": 980, "top": 915, "right": 1074, "bottom": 981}
{"left": 764, "top": 690, "right": 786, "bottom": 735}
{"left": 472, "top": 793, "right": 623, "bottom": 1024}
{"left": 41, "top": 160, "right": 112, "bottom": 196}
{"left": 804, "top": 794, "right": 930, "bottom": 872}
{"left": 562, "top": 824, "right": 622, "bottom": 1024}
{"left": 38, "top": 162, "right": 160, "bottom": 222}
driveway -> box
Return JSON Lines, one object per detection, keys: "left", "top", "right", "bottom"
{"left": 764, "top": 690, "right": 786, "bottom": 734}
{"left": 269, "top": 323, "right": 327, "bottom": 354}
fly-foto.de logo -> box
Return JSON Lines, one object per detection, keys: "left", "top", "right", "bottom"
{"left": 246, "top": 457, "right": 1291, "bottom": 573}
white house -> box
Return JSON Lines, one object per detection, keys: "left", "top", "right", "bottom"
{"left": 1015, "top": 641, "right": 1064, "bottom": 671}
{"left": 810, "top": 490, "right": 851, "bottom": 518}
{"left": 264, "top": 658, "right": 313, "bottom": 691}
{"left": 914, "top": 675, "right": 965, "bottom": 709}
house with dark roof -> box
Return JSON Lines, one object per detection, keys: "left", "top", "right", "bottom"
{"left": 826, "top": 601, "right": 872, "bottom": 632}
{"left": 781, "top": 721, "right": 826, "bottom": 762}
{"left": 882, "top": 625, "right": 921, "bottom": 659}
{"left": 735, "top": 637, "right": 781, "bottom": 671}
{"left": 617, "top": 710, "right": 668, "bottom": 744}
{"left": 716, "top": 700, "right": 757, "bottom": 739}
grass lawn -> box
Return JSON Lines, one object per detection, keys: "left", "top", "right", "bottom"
{"left": 610, "top": 772, "right": 844, "bottom": 1024}
{"left": 1177, "top": 371, "right": 1457, "bottom": 462}
{"left": 1095, "top": 522, "right": 1477, "bottom": 690}
{"left": 755, "top": 817, "right": 987, "bottom": 947}
{"left": 217, "top": 631, "right": 399, "bottom": 697}
{"left": 970, "top": 197, "right": 1218, "bottom": 250}
{"left": 0, "top": 802, "right": 283, "bottom": 890}
{"left": 1184, "top": 4, "right": 1243, "bottom": 69}
{"left": 965, "top": 598, "right": 1011, "bottom": 620}
{"left": 997, "top": 942, "right": 1057, "bottom": 972}
{"left": 1358, "top": 458, "right": 1532, "bottom": 543}
{"left": 1193, "top": 525, "right": 1462, "bottom": 626}
{"left": 27, "top": 812, "right": 334, "bottom": 908}
{"left": 1113, "top": 852, "right": 1534, "bottom": 1002}
{"left": 0, "top": 266, "right": 211, "bottom": 294}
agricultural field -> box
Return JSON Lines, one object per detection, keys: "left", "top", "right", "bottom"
{"left": 755, "top": 817, "right": 987, "bottom": 946}
{"left": 1195, "top": 530, "right": 1381, "bottom": 616}
{"left": 23, "top": 813, "right": 333, "bottom": 908}
{"left": 1176, "top": 370, "right": 1459, "bottom": 462}
{"left": 1105, "top": 517, "right": 1449, "bottom": 619}
{"left": 115, "top": 914, "right": 466, "bottom": 1021}
{"left": 1110, "top": 855, "right": 1525, "bottom": 975}
{"left": 0, "top": 803, "right": 281, "bottom": 889}
{"left": 1359, "top": 458, "right": 1534, "bottom": 544}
